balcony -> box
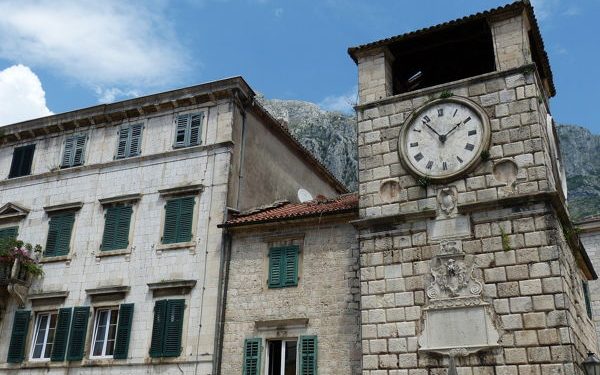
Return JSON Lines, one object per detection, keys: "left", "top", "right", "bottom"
{"left": 0, "top": 258, "right": 33, "bottom": 308}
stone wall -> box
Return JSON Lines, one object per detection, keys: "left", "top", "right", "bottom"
{"left": 581, "top": 222, "right": 600, "bottom": 343}
{"left": 221, "top": 221, "right": 361, "bottom": 374}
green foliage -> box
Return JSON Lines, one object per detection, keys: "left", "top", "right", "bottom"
{"left": 417, "top": 176, "right": 431, "bottom": 188}
{"left": 480, "top": 150, "right": 491, "bottom": 162}
{"left": 0, "top": 237, "right": 43, "bottom": 277}
{"left": 439, "top": 90, "right": 454, "bottom": 99}
{"left": 500, "top": 227, "right": 511, "bottom": 251}
{"left": 563, "top": 226, "right": 582, "bottom": 244}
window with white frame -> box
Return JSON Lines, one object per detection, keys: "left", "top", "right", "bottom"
{"left": 91, "top": 307, "right": 119, "bottom": 358}
{"left": 267, "top": 339, "right": 297, "bottom": 375}
{"left": 30, "top": 312, "right": 58, "bottom": 360}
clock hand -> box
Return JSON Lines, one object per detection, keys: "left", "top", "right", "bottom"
{"left": 444, "top": 121, "right": 464, "bottom": 138}
{"left": 423, "top": 123, "right": 442, "bottom": 138}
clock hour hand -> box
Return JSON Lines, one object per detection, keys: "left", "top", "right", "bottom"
{"left": 423, "top": 123, "right": 442, "bottom": 138}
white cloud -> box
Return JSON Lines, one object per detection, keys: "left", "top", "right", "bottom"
{"left": 319, "top": 87, "right": 357, "bottom": 113}
{"left": 530, "top": 0, "right": 559, "bottom": 20}
{"left": 0, "top": 64, "right": 53, "bottom": 126}
{"left": 0, "top": 0, "right": 191, "bottom": 103}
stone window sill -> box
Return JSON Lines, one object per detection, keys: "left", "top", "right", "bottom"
{"left": 39, "top": 255, "right": 71, "bottom": 264}
{"left": 156, "top": 241, "right": 196, "bottom": 251}
{"left": 94, "top": 248, "right": 131, "bottom": 258}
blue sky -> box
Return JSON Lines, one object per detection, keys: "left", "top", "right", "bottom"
{"left": 0, "top": 0, "right": 598, "bottom": 133}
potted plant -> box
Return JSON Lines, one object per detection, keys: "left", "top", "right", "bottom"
{"left": 0, "top": 238, "right": 43, "bottom": 285}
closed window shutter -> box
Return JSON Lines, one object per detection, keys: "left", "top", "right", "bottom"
{"left": 163, "top": 299, "right": 184, "bottom": 357}
{"left": 189, "top": 113, "right": 202, "bottom": 145}
{"left": 177, "top": 197, "right": 195, "bottom": 243}
{"left": 268, "top": 247, "right": 283, "bottom": 288}
{"left": 174, "top": 115, "right": 189, "bottom": 147}
{"left": 0, "top": 226, "right": 18, "bottom": 240}
{"left": 62, "top": 137, "right": 75, "bottom": 167}
{"left": 66, "top": 306, "right": 90, "bottom": 361}
{"left": 72, "top": 135, "right": 86, "bottom": 166}
{"left": 299, "top": 336, "right": 318, "bottom": 375}
{"left": 149, "top": 300, "right": 167, "bottom": 357}
{"left": 101, "top": 205, "right": 132, "bottom": 251}
{"left": 283, "top": 246, "right": 299, "bottom": 287}
{"left": 162, "top": 199, "right": 180, "bottom": 244}
{"left": 128, "top": 124, "right": 143, "bottom": 157}
{"left": 113, "top": 303, "right": 134, "bottom": 359}
{"left": 51, "top": 308, "right": 72, "bottom": 361}
{"left": 242, "top": 338, "right": 261, "bottom": 375}
{"left": 46, "top": 213, "right": 75, "bottom": 257}
{"left": 116, "top": 127, "right": 130, "bottom": 159}
{"left": 7, "top": 310, "right": 30, "bottom": 363}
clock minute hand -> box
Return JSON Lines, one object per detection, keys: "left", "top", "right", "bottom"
{"left": 444, "top": 121, "right": 463, "bottom": 138}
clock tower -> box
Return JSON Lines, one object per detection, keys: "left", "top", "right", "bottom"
{"left": 349, "top": 1, "right": 598, "bottom": 374}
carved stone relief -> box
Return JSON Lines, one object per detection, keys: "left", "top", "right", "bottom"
{"left": 437, "top": 186, "right": 458, "bottom": 217}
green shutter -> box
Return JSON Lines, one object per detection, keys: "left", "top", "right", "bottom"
{"left": 268, "top": 247, "right": 283, "bottom": 288}
{"left": 62, "top": 135, "right": 86, "bottom": 167}
{"left": 0, "top": 226, "right": 18, "bottom": 240}
{"left": 72, "top": 135, "right": 86, "bottom": 166}
{"left": 113, "top": 303, "right": 134, "bottom": 359}
{"left": 163, "top": 197, "right": 195, "bottom": 244}
{"left": 101, "top": 205, "right": 132, "bottom": 251}
{"left": 128, "top": 124, "right": 143, "bottom": 157}
{"left": 174, "top": 115, "right": 189, "bottom": 147}
{"left": 62, "top": 137, "right": 75, "bottom": 167}
{"left": 51, "top": 308, "right": 72, "bottom": 361}
{"left": 45, "top": 213, "right": 75, "bottom": 257}
{"left": 66, "top": 306, "right": 90, "bottom": 361}
{"left": 283, "top": 246, "right": 299, "bottom": 287}
{"left": 116, "top": 127, "right": 130, "bottom": 159}
{"left": 299, "top": 336, "right": 318, "bottom": 375}
{"left": 583, "top": 281, "right": 593, "bottom": 319}
{"left": 163, "top": 299, "right": 184, "bottom": 357}
{"left": 189, "top": 113, "right": 202, "bottom": 145}
{"left": 149, "top": 300, "right": 167, "bottom": 357}
{"left": 7, "top": 310, "right": 30, "bottom": 363}
{"left": 242, "top": 338, "right": 261, "bottom": 375}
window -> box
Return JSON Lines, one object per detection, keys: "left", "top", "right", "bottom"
{"left": 162, "top": 196, "right": 195, "bottom": 244}
{"left": 44, "top": 212, "right": 75, "bottom": 257}
{"left": 9, "top": 144, "right": 35, "bottom": 178}
{"left": 243, "top": 336, "right": 317, "bottom": 375}
{"left": 61, "top": 134, "right": 87, "bottom": 168}
{"left": 30, "top": 312, "right": 58, "bottom": 360}
{"left": 91, "top": 308, "right": 118, "bottom": 358}
{"left": 149, "top": 299, "right": 184, "bottom": 358}
{"left": 173, "top": 113, "right": 202, "bottom": 148}
{"left": 583, "top": 281, "right": 593, "bottom": 319}
{"left": 116, "top": 124, "right": 143, "bottom": 159}
{"left": 101, "top": 204, "right": 133, "bottom": 251}
{"left": 0, "top": 226, "right": 18, "bottom": 240}
{"left": 268, "top": 245, "right": 299, "bottom": 288}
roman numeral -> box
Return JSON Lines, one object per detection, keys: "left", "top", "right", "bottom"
{"left": 414, "top": 153, "right": 424, "bottom": 162}
{"left": 443, "top": 161, "right": 448, "bottom": 170}
{"left": 457, "top": 156, "right": 463, "bottom": 163}
{"left": 413, "top": 129, "right": 422, "bottom": 132}
{"left": 426, "top": 161, "right": 433, "bottom": 169}
{"left": 453, "top": 109, "right": 458, "bottom": 117}
{"left": 465, "top": 143, "right": 475, "bottom": 151}
{"left": 410, "top": 142, "right": 419, "bottom": 147}
{"left": 468, "top": 130, "right": 477, "bottom": 136}
{"left": 423, "top": 115, "right": 431, "bottom": 123}
{"left": 464, "top": 116, "right": 471, "bottom": 123}
{"left": 438, "top": 108, "right": 444, "bottom": 117}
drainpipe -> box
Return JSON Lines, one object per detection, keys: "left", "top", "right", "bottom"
{"left": 213, "top": 229, "right": 232, "bottom": 375}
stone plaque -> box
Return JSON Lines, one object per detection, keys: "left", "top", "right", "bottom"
{"left": 427, "top": 215, "right": 471, "bottom": 241}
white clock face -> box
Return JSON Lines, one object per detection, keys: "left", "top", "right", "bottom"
{"left": 399, "top": 98, "right": 490, "bottom": 181}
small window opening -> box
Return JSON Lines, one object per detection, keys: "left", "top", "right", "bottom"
{"left": 267, "top": 340, "right": 297, "bottom": 375}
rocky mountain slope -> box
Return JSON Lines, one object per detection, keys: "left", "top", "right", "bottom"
{"left": 260, "top": 96, "right": 599, "bottom": 221}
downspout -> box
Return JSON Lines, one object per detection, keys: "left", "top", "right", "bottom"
{"left": 213, "top": 229, "right": 232, "bottom": 375}
{"left": 235, "top": 104, "right": 248, "bottom": 210}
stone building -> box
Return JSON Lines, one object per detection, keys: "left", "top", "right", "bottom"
{"left": 347, "top": 1, "right": 599, "bottom": 374}
{"left": 579, "top": 216, "right": 600, "bottom": 344}
{"left": 0, "top": 77, "right": 346, "bottom": 374}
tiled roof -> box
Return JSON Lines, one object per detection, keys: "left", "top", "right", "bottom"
{"left": 220, "top": 193, "right": 358, "bottom": 227}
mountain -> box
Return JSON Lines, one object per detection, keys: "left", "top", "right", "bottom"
{"left": 259, "top": 96, "right": 599, "bottom": 221}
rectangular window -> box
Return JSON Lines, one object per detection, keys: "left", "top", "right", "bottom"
{"left": 149, "top": 299, "right": 184, "bottom": 358}
{"left": 101, "top": 204, "right": 133, "bottom": 251}
{"left": 268, "top": 245, "right": 299, "bottom": 289}
{"left": 245, "top": 336, "right": 317, "bottom": 375}
{"left": 0, "top": 226, "right": 18, "bottom": 240}
{"left": 30, "top": 312, "right": 58, "bottom": 360}
{"left": 116, "top": 123, "right": 143, "bottom": 159}
{"left": 162, "top": 196, "right": 195, "bottom": 244}
{"left": 9, "top": 144, "right": 35, "bottom": 178}
{"left": 61, "top": 134, "right": 87, "bottom": 168}
{"left": 44, "top": 212, "right": 75, "bottom": 257}
{"left": 267, "top": 340, "right": 297, "bottom": 375}
{"left": 91, "top": 308, "right": 119, "bottom": 358}
{"left": 173, "top": 113, "right": 203, "bottom": 148}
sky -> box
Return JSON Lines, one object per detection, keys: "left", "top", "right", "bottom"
{"left": 0, "top": 0, "right": 598, "bottom": 134}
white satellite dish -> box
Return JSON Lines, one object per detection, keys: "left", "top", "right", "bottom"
{"left": 297, "top": 188, "right": 313, "bottom": 203}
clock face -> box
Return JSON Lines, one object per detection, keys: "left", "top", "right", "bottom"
{"left": 399, "top": 97, "right": 490, "bottom": 181}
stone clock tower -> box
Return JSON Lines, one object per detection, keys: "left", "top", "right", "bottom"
{"left": 349, "top": 1, "right": 598, "bottom": 374}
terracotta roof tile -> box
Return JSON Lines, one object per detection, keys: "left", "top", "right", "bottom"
{"left": 220, "top": 193, "right": 358, "bottom": 227}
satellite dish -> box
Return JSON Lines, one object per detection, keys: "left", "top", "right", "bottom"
{"left": 297, "top": 189, "right": 313, "bottom": 203}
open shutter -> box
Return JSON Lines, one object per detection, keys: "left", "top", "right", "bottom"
{"left": 47, "top": 213, "right": 75, "bottom": 257}
{"left": 116, "top": 127, "right": 130, "bottom": 159}
{"left": 113, "top": 303, "right": 134, "bottom": 359}
{"left": 283, "top": 246, "right": 299, "bottom": 287}
{"left": 583, "top": 281, "right": 593, "bottom": 319}
{"left": 242, "top": 338, "right": 261, "bottom": 375}
{"left": 101, "top": 206, "right": 118, "bottom": 250}
{"left": 163, "top": 299, "right": 184, "bottom": 357}
{"left": 115, "top": 205, "right": 132, "bottom": 249}
{"left": 7, "top": 310, "right": 30, "bottom": 363}
{"left": 299, "top": 336, "right": 318, "bottom": 375}
{"left": 174, "top": 115, "right": 189, "bottom": 147}
{"left": 62, "top": 137, "right": 75, "bottom": 167}
{"left": 128, "top": 124, "right": 143, "bottom": 157}
{"left": 0, "top": 226, "right": 18, "bottom": 240}
{"left": 51, "top": 308, "right": 72, "bottom": 361}
{"left": 66, "top": 306, "right": 90, "bottom": 361}
{"left": 162, "top": 199, "right": 180, "bottom": 244}
{"left": 149, "top": 300, "right": 167, "bottom": 357}
{"left": 72, "top": 135, "right": 86, "bottom": 166}
{"left": 189, "top": 113, "right": 202, "bottom": 145}
{"left": 177, "top": 197, "right": 195, "bottom": 243}
{"left": 45, "top": 216, "right": 60, "bottom": 257}
{"left": 268, "top": 247, "right": 284, "bottom": 288}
